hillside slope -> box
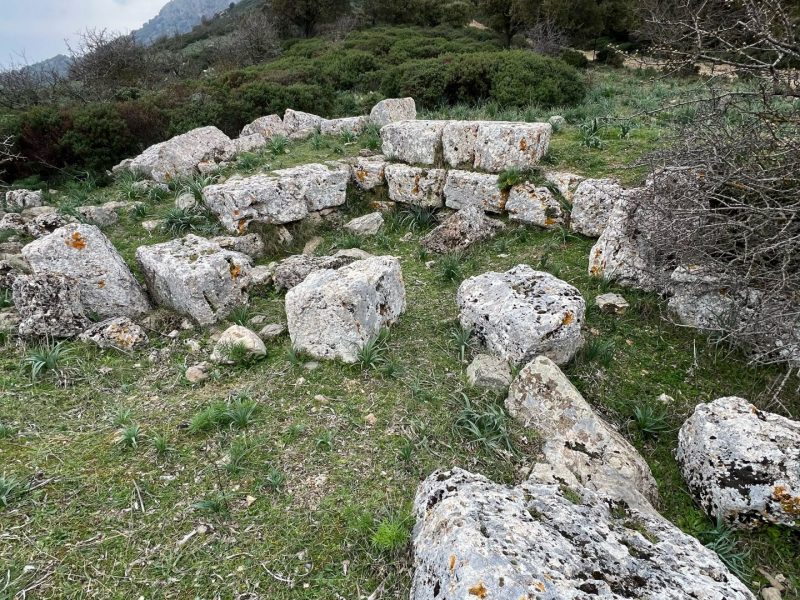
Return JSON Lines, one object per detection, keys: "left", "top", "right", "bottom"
{"left": 135, "top": 0, "right": 244, "bottom": 44}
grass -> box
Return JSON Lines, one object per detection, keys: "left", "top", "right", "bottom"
{"left": 21, "top": 339, "right": 73, "bottom": 382}
{"left": 0, "top": 473, "right": 21, "bottom": 508}
{"left": 0, "top": 67, "right": 798, "bottom": 598}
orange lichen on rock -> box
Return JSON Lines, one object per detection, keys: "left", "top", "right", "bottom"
{"left": 412, "top": 175, "right": 421, "bottom": 195}
{"left": 66, "top": 231, "right": 87, "bottom": 250}
{"left": 230, "top": 264, "right": 242, "bottom": 279}
{"left": 545, "top": 217, "right": 556, "bottom": 226}
{"left": 774, "top": 486, "right": 800, "bottom": 516}
{"left": 562, "top": 312, "right": 574, "bottom": 325}
{"left": 98, "top": 280, "right": 106, "bottom": 289}
{"left": 237, "top": 219, "right": 247, "bottom": 235}
{"left": 356, "top": 169, "right": 368, "bottom": 182}
{"left": 519, "top": 138, "right": 528, "bottom": 151}
{"left": 468, "top": 582, "right": 488, "bottom": 599}
{"left": 534, "top": 582, "right": 546, "bottom": 592}
{"left": 449, "top": 554, "right": 457, "bottom": 571}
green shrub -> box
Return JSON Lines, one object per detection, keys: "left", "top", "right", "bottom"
{"left": 383, "top": 51, "right": 585, "bottom": 109}
{"left": 560, "top": 49, "right": 590, "bottom": 69}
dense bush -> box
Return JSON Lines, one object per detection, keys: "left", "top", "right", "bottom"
{"left": 382, "top": 50, "right": 586, "bottom": 108}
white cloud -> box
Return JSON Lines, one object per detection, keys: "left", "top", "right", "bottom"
{"left": 0, "top": 0, "right": 166, "bottom": 65}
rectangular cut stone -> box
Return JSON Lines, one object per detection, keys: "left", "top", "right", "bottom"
{"left": 442, "top": 121, "right": 479, "bottom": 168}
{"left": 473, "top": 122, "right": 552, "bottom": 173}
{"left": 321, "top": 116, "right": 368, "bottom": 136}
{"left": 202, "top": 174, "right": 307, "bottom": 233}
{"left": 443, "top": 170, "right": 506, "bottom": 213}
{"left": 349, "top": 156, "right": 387, "bottom": 191}
{"left": 381, "top": 120, "right": 447, "bottom": 165}
{"left": 384, "top": 164, "right": 446, "bottom": 208}
{"left": 273, "top": 163, "right": 348, "bottom": 212}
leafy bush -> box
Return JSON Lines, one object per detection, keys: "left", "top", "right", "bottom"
{"left": 560, "top": 49, "right": 590, "bottom": 69}
{"left": 383, "top": 51, "right": 585, "bottom": 108}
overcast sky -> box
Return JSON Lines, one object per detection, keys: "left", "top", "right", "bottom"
{"left": 0, "top": 0, "right": 166, "bottom": 65}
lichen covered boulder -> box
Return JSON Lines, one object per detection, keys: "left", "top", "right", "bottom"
{"left": 4, "top": 189, "right": 44, "bottom": 211}
{"left": 507, "top": 356, "right": 659, "bottom": 511}
{"left": 384, "top": 164, "right": 445, "bottom": 208}
{"left": 283, "top": 109, "right": 324, "bottom": 140}
{"left": 678, "top": 396, "right": 800, "bottom": 529}
{"left": 321, "top": 116, "right": 368, "bottom": 136}
{"left": 411, "top": 469, "right": 755, "bottom": 600}
{"left": 22, "top": 224, "right": 150, "bottom": 320}
{"left": 202, "top": 164, "right": 347, "bottom": 233}
{"left": 370, "top": 97, "right": 416, "bottom": 127}
{"left": 79, "top": 317, "right": 148, "bottom": 350}
{"left": 136, "top": 234, "right": 252, "bottom": 325}
{"left": 473, "top": 122, "right": 551, "bottom": 172}
{"left": 381, "top": 120, "right": 446, "bottom": 166}
{"left": 506, "top": 183, "right": 563, "bottom": 228}
{"left": 443, "top": 170, "right": 505, "bottom": 213}
{"left": 421, "top": 206, "right": 504, "bottom": 254}
{"left": 239, "top": 114, "right": 285, "bottom": 140}
{"left": 570, "top": 178, "right": 623, "bottom": 237}
{"left": 285, "top": 256, "right": 406, "bottom": 363}
{"left": 457, "top": 266, "right": 585, "bottom": 366}
{"left": 12, "top": 273, "right": 90, "bottom": 338}
{"left": 123, "top": 126, "right": 233, "bottom": 183}
{"left": 349, "top": 156, "right": 387, "bottom": 191}
{"left": 273, "top": 249, "right": 372, "bottom": 290}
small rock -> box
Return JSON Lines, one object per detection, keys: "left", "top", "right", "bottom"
{"left": 466, "top": 354, "right": 512, "bottom": 390}
{"left": 548, "top": 114, "right": 566, "bottom": 129}
{"left": 657, "top": 393, "right": 674, "bottom": 404}
{"left": 210, "top": 325, "right": 266, "bottom": 364}
{"left": 185, "top": 363, "right": 210, "bottom": 384}
{"left": 344, "top": 212, "right": 384, "bottom": 236}
{"left": 142, "top": 219, "right": 164, "bottom": 233}
{"left": 364, "top": 413, "right": 377, "bottom": 426}
{"left": 421, "top": 206, "right": 504, "bottom": 254}
{"left": 79, "top": 317, "right": 148, "bottom": 350}
{"left": 175, "top": 193, "right": 197, "bottom": 210}
{"left": 595, "top": 292, "right": 630, "bottom": 314}
{"left": 258, "top": 323, "right": 286, "bottom": 340}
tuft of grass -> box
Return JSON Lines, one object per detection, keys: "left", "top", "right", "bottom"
{"left": 335, "top": 230, "right": 363, "bottom": 250}
{"left": 225, "top": 438, "right": 252, "bottom": 475}
{"left": 0, "top": 423, "right": 14, "bottom": 438}
{"left": 161, "top": 207, "right": 204, "bottom": 236}
{"left": 437, "top": 252, "right": 465, "bottom": 284}
{"left": 699, "top": 519, "right": 752, "bottom": 582}
{"left": 575, "top": 338, "right": 615, "bottom": 368}
{"left": 268, "top": 135, "right": 288, "bottom": 156}
{"left": 111, "top": 407, "right": 133, "bottom": 428}
{"left": 22, "top": 339, "right": 73, "bottom": 382}
{"left": 633, "top": 404, "right": 670, "bottom": 439}
{"left": 0, "top": 473, "right": 22, "bottom": 508}
{"left": 192, "top": 493, "right": 230, "bottom": 516}
{"left": 371, "top": 513, "right": 411, "bottom": 555}
{"left": 0, "top": 287, "right": 13, "bottom": 309}
{"left": 188, "top": 397, "right": 259, "bottom": 434}
{"left": 357, "top": 329, "right": 390, "bottom": 371}
{"left": 340, "top": 130, "right": 358, "bottom": 144}
{"left": 129, "top": 202, "right": 150, "bottom": 219}
{"left": 398, "top": 205, "right": 438, "bottom": 232}
{"left": 497, "top": 167, "right": 542, "bottom": 191}
{"left": 450, "top": 324, "right": 473, "bottom": 364}
{"left": 285, "top": 347, "right": 306, "bottom": 368}
{"left": 228, "top": 305, "right": 252, "bottom": 327}
{"left": 116, "top": 423, "right": 142, "bottom": 450}
{"left": 314, "top": 430, "right": 334, "bottom": 452}
{"left": 397, "top": 437, "right": 415, "bottom": 464}
{"left": 262, "top": 467, "right": 286, "bottom": 492}
{"left": 453, "top": 392, "right": 516, "bottom": 455}
{"left": 151, "top": 432, "right": 174, "bottom": 459}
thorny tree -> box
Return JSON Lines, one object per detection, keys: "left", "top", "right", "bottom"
{"left": 0, "top": 136, "right": 21, "bottom": 187}
{"left": 635, "top": 0, "right": 800, "bottom": 365}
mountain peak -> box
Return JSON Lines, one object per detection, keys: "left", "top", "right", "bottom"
{"left": 134, "top": 0, "right": 243, "bottom": 45}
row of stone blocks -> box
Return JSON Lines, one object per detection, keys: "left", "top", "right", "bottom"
{"left": 381, "top": 119, "right": 552, "bottom": 171}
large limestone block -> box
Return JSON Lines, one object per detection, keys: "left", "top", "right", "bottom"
{"left": 283, "top": 109, "right": 324, "bottom": 140}
{"left": 125, "top": 126, "right": 233, "bottom": 183}
{"left": 507, "top": 356, "right": 659, "bottom": 511}
{"left": 411, "top": 469, "right": 755, "bottom": 600}
{"left": 420, "top": 206, "right": 504, "bottom": 254}
{"left": 272, "top": 163, "right": 349, "bottom": 212}
{"left": 240, "top": 114, "right": 285, "bottom": 140}
{"left": 678, "top": 396, "right": 800, "bottom": 529}
{"left": 443, "top": 170, "right": 505, "bottom": 213}
{"left": 136, "top": 235, "right": 252, "bottom": 325}
{"left": 321, "top": 116, "right": 368, "bottom": 136}
{"left": 202, "top": 174, "right": 307, "bottom": 233}
{"left": 457, "top": 266, "right": 585, "bottom": 366}
{"left": 506, "top": 183, "right": 563, "bottom": 228}
{"left": 384, "top": 164, "right": 445, "bottom": 208}
{"left": 273, "top": 249, "right": 372, "bottom": 290}
{"left": 381, "top": 120, "right": 446, "bottom": 165}
{"left": 285, "top": 256, "right": 406, "bottom": 363}
{"left": 544, "top": 170, "right": 585, "bottom": 202}
{"left": 570, "top": 178, "right": 623, "bottom": 237}
{"left": 4, "top": 189, "right": 44, "bottom": 211}
{"left": 442, "top": 121, "right": 479, "bottom": 168}
{"left": 22, "top": 224, "right": 150, "bottom": 319}
{"left": 349, "top": 156, "right": 387, "bottom": 191}
{"left": 473, "top": 122, "right": 552, "bottom": 172}
{"left": 370, "top": 97, "right": 416, "bottom": 127}
{"left": 12, "top": 273, "right": 90, "bottom": 338}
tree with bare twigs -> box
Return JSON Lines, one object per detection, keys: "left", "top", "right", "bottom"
{"left": 0, "top": 136, "right": 22, "bottom": 187}
{"left": 630, "top": 0, "right": 800, "bottom": 365}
